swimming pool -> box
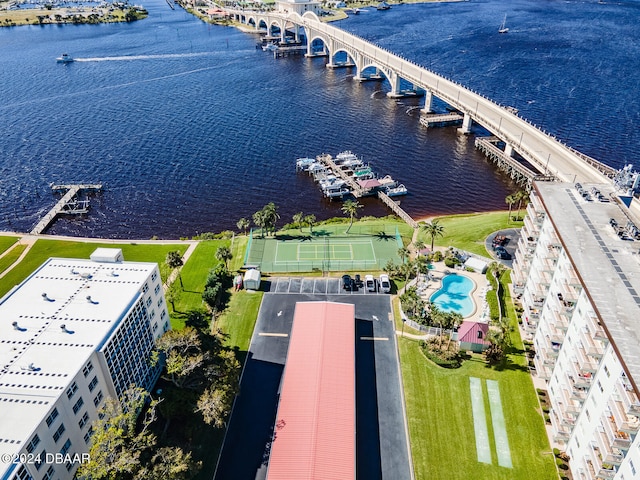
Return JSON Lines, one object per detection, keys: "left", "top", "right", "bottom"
{"left": 430, "top": 274, "right": 475, "bottom": 317}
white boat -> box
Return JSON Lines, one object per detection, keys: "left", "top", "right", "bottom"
{"left": 56, "top": 53, "right": 74, "bottom": 63}
{"left": 498, "top": 15, "right": 509, "bottom": 33}
{"left": 378, "top": 174, "right": 398, "bottom": 189}
{"left": 324, "top": 185, "right": 351, "bottom": 198}
{"left": 296, "top": 157, "right": 316, "bottom": 171}
{"left": 386, "top": 184, "right": 408, "bottom": 196}
{"left": 262, "top": 43, "right": 278, "bottom": 52}
{"left": 335, "top": 151, "right": 358, "bottom": 164}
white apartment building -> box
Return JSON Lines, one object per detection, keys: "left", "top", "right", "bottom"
{"left": 0, "top": 248, "right": 170, "bottom": 480}
{"left": 513, "top": 181, "right": 640, "bottom": 480}
{"left": 276, "top": 0, "right": 321, "bottom": 16}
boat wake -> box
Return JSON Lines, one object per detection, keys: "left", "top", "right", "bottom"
{"left": 76, "top": 52, "right": 217, "bottom": 62}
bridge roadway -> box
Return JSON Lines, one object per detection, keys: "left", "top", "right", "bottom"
{"left": 231, "top": 10, "right": 617, "bottom": 185}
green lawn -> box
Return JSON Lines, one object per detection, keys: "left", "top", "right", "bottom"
{"left": 400, "top": 338, "right": 556, "bottom": 480}
{"left": 418, "top": 211, "right": 523, "bottom": 257}
{"left": 0, "top": 239, "right": 188, "bottom": 298}
{"left": 0, "top": 236, "right": 19, "bottom": 254}
{"left": 215, "top": 290, "right": 264, "bottom": 357}
{"left": 0, "top": 244, "right": 27, "bottom": 275}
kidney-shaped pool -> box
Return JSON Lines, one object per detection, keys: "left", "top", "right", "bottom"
{"left": 429, "top": 273, "right": 475, "bottom": 317}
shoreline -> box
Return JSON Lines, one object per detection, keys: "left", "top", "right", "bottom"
{"left": 0, "top": 2, "right": 147, "bottom": 27}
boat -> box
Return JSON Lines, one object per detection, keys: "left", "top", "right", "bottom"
{"left": 378, "top": 174, "right": 398, "bottom": 189}
{"left": 353, "top": 8, "right": 360, "bottom": 14}
{"left": 296, "top": 157, "right": 316, "bottom": 171}
{"left": 262, "top": 42, "right": 278, "bottom": 52}
{"left": 386, "top": 184, "right": 408, "bottom": 196}
{"left": 498, "top": 14, "right": 509, "bottom": 33}
{"left": 56, "top": 53, "right": 74, "bottom": 64}
{"left": 335, "top": 151, "right": 358, "bottom": 164}
{"left": 376, "top": 2, "right": 390, "bottom": 10}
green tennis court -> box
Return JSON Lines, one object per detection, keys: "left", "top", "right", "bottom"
{"left": 245, "top": 229, "right": 403, "bottom": 273}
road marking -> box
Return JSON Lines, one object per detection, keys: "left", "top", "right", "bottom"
{"left": 277, "top": 310, "right": 283, "bottom": 316}
{"left": 360, "top": 336, "right": 389, "bottom": 341}
{"left": 372, "top": 315, "right": 379, "bottom": 321}
{"left": 470, "top": 377, "right": 492, "bottom": 464}
{"left": 259, "top": 332, "right": 289, "bottom": 337}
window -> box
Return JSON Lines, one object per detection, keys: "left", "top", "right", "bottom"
{"left": 78, "top": 412, "right": 89, "bottom": 429}
{"left": 25, "top": 433, "right": 40, "bottom": 453}
{"left": 43, "top": 465, "right": 55, "bottom": 480}
{"left": 154, "top": 284, "right": 161, "bottom": 295}
{"left": 151, "top": 271, "right": 158, "bottom": 282}
{"left": 585, "top": 410, "right": 591, "bottom": 422}
{"left": 88, "top": 376, "right": 98, "bottom": 392}
{"left": 150, "top": 309, "right": 155, "bottom": 320}
{"left": 66, "top": 382, "right": 78, "bottom": 400}
{"left": 146, "top": 297, "right": 152, "bottom": 307}
{"left": 66, "top": 461, "right": 74, "bottom": 472}
{"left": 60, "top": 439, "right": 72, "bottom": 456}
{"left": 477, "top": 330, "right": 483, "bottom": 339}
{"left": 142, "top": 282, "right": 149, "bottom": 293}
{"left": 598, "top": 381, "right": 603, "bottom": 393}
{"left": 45, "top": 408, "right": 59, "bottom": 427}
{"left": 84, "top": 427, "right": 94, "bottom": 444}
{"left": 72, "top": 397, "right": 84, "bottom": 414}
{"left": 14, "top": 465, "right": 30, "bottom": 480}
{"left": 35, "top": 449, "right": 46, "bottom": 471}
{"left": 604, "top": 365, "right": 610, "bottom": 377}
{"left": 160, "top": 310, "right": 166, "bottom": 319}
{"left": 53, "top": 423, "right": 65, "bottom": 443}
{"left": 82, "top": 361, "right": 94, "bottom": 377}
{"left": 93, "top": 391, "right": 104, "bottom": 407}
{"left": 153, "top": 322, "right": 159, "bottom": 332}
{"left": 631, "top": 460, "right": 636, "bottom": 476}
{"left": 157, "top": 298, "right": 163, "bottom": 308}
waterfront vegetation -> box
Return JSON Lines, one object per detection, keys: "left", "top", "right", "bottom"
{"left": 0, "top": 3, "right": 147, "bottom": 27}
{"left": 0, "top": 239, "right": 188, "bottom": 298}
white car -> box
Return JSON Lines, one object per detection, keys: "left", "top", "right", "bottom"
{"left": 365, "top": 274, "right": 376, "bottom": 292}
{"left": 379, "top": 274, "right": 391, "bottom": 293}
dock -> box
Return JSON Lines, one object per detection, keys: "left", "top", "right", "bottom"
{"left": 316, "top": 154, "right": 372, "bottom": 198}
{"left": 377, "top": 191, "right": 418, "bottom": 228}
{"left": 30, "top": 184, "right": 103, "bottom": 235}
{"left": 419, "top": 112, "right": 464, "bottom": 128}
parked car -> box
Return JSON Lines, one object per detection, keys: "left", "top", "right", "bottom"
{"left": 354, "top": 274, "right": 363, "bottom": 287}
{"left": 379, "top": 274, "right": 391, "bottom": 293}
{"left": 365, "top": 274, "right": 376, "bottom": 292}
{"left": 342, "top": 274, "right": 353, "bottom": 291}
{"left": 495, "top": 246, "right": 512, "bottom": 260}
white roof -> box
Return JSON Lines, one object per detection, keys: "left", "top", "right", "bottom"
{"left": 0, "top": 254, "right": 156, "bottom": 460}
{"left": 244, "top": 269, "right": 261, "bottom": 281}
{"left": 464, "top": 257, "right": 488, "bottom": 273}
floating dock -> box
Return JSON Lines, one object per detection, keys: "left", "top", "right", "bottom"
{"left": 419, "top": 112, "right": 464, "bottom": 128}
{"left": 30, "top": 184, "right": 103, "bottom": 235}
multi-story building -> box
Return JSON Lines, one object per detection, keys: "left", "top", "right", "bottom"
{"left": 0, "top": 248, "right": 169, "bottom": 480}
{"left": 513, "top": 181, "right": 640, "bottom": 480}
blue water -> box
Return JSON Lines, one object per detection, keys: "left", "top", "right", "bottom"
{"left": 0, "top": 0, "right": 638, "bottom": 238}
{"left": 430, "top": 273, "right": 475, "bottom": 317}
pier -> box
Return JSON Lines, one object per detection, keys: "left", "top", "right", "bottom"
{"left": 316, "top": 154, "right": 371, "bottom": 197}
{"left": 474, "top": 137, "right": 555, "bottom": 189}
{"left": 419, "top": 112, "right": 464, "bottom": 128}
{"left": 377, "top": 191, "right": 418, "bottom": 228}
{"left": 30, "top": 184, "right": 103, "bottom": 235}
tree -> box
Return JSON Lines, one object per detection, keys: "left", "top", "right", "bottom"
{"left": 304, "top": 214, "right": 316, "bottom": 234}
{"left": 413, "top": 239, "right": 426, "bottom": 255}
{"left": 341, "top": 199, "right": 363, "bottom": 234}
{"left": 505, "top": 194, "right": 517, "bottom": 223}
{"left": 261, "top": 202, "right": 280, "bottom": 236}
{"left": 236, "top": 217, "right": 250, "bottom": 236}
{"left": 515, "top": 190, "right": 529, "bottom": 221}
{"left": 397, "top": 246, "right": 410, "bottom": 264}
{"left": 196, "top": 384, "right": 234, "bottom": 428}
{"left": 165, "top": 281, "right": 182, "bottom": 312}
{"left": 420, "top": 219, "right": 445, "bottom": 251}
{"left": 166, "top": 250, "right": 184, "bottom": 288}
{"left": 292, "top": 212, "right": 304, "bottom": 231}
{"left": 201, "top": 265, "right": 232, "bottom": 315}
{"left": 252, "top": 209, "right": 266, "bottom": 238}
{"left": 215, "top": 245, "right": 232, "bottom": 269}
{"left": 153, "top": 327, "right": 209, "bottom": 390}
{"left": 134, "top": 447, "right": 201, "bottom": 480}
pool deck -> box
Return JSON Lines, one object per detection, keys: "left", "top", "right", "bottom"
{"left": 414, "top": 264, "right": 491, "bottom": 323}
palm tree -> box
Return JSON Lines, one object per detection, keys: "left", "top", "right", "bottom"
{"left": 413, "top": 239, "right": 426, "bottom": 255}
{"left": 261, "top": 202, "right": 280, "bottom": 236}
{"left": 341, "top": 199, "right": 363, "bottom": 234}
{"left": 236, "top": 217, "right": 250, "bottom": 236}
{"left": 215, "top": 246, "right": 232, "bottom": 269}
{"left": 397, "top": 246, "right": 410, "bottom": 264}
{"left": 165, "top": 250, "right": 184, "bottom": 288}
{"left": 505, "top": 194, "right": 516, "bottom": 223}
{"left": 304, "top": 214, "right": 316, "bottom": 234}
{"left": 252, "top": 209, "right": 266, "bottom": 238}
{"left": 420, "top": 219, "right": 445, "bottom": 251}
{"left": 514, "top": 190, "right": 529, "bottom": 222}
{"left": 292, "top": 212, "right": 304, "bottom": 232}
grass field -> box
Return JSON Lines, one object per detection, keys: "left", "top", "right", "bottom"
{"left": 419, "top": 212, "right": 523, "bottom": 257}
{"left": 0, "top": 236, "right": 18, "bottom": 254}
{"left": 0, "top": 239, "right": 188, "bottom": 298}
{"left": 400, "top": 337, "right": 557, "bottom": 480}
{"left": 0, "top": 244, "right": 27, "bottom": 275}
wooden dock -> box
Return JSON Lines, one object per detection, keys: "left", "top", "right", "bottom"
{"left": 316, "top": 154, "right": 372, "bottom": 198}
{"left": 419, "top": 112, "right": 464, "bottom": 128}
{"left": 377, "top": 191, "right": 418, "bottom": 228}
{"left": 30, "top": 184, "right": 103, "bottom": 235}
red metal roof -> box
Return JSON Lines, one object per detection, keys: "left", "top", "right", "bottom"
{"left": 458, "top": 320, "right": 490, "bottom": 345}
{"left": 267, "top": 301, "right": 356, "bottom": 480}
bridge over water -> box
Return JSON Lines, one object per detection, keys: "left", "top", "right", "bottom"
{"left": 231, "top": 10, "right": 616, "bottom": 187}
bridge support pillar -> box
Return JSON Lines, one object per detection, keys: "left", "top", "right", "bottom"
{"left": 386, "top": 72, "right": 401, "bottom": 98}
{"left": 504, "top": 144, "right": 514, "bottom": 157}
{"left": 457, "top": 113, "right": 472, "bottom": 134}
{"left": 420, "top": 90, "right": 434, "bottom": 113}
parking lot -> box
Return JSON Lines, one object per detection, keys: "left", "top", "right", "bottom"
{"left": 266, "top": 276, "right": 388, "bottom": 295}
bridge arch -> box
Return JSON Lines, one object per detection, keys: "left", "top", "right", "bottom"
{"left": 246, "top": 16, "right": 257, "bottom": 28}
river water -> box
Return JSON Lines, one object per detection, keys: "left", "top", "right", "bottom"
{"left": 0, "top": 0, "right": 638, "bottom": 238}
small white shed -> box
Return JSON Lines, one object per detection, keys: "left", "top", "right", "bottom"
{"left": 243, "top": 269, "right": 261, "bottom": 290}
{"left": 464, "top": 256, "right": 488, "bottom": 274}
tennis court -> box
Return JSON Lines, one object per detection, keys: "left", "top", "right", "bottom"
{"left": 244, "top": 228, "right": 403, "bottom": 273}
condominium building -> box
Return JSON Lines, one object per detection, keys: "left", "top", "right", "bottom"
{"left": 0, "top": 248, "right": 169, "bottom": 480}
{"left": 513, "top": 181, "right": 640, "bottom": 480}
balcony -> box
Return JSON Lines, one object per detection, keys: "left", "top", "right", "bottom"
{"left": 551, "top": 309, "right": 569, "bottom": 331}
{"left": 550, "top": 410, "right": 571, "bottom": 442}
{"left": 579, "top": 328, "right": 604, "bottom": 359}
{"left": 568, "top": 362, "right": 593, "bottom": 388}
{"left": 585, "top": 315, "right": 608, "bottom": 342}
{"left": 533, "top": 355, "right": 552, "bottom": 380}
{"left": 608, "top": 396, "right": 640, "bottom": 434}
{"left": 529, "top": 193, "right": 545, "bottom": 215}
{"left": 615, "top": 378, "right": 640, "bottom": 415}
{"left": 602, "top": 413, "right": 632, "bottom": 450}
{"left": 575, "top": 345, "right": 599, "bottom": 373}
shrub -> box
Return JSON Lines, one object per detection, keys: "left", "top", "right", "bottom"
{"left": 536, "top": 388, "right": 546, "bottom": 396}
{"left": 444, "top": 256, "right": 461, "bottom": 268}
{"left": 432, "top": 250, "right": 443, "bottom": 262}
{"left": 420, "top": 337, "right": 462, "bottom": 368}
{"left": 553, "top": 448, "right": 560, "bottom": 457}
